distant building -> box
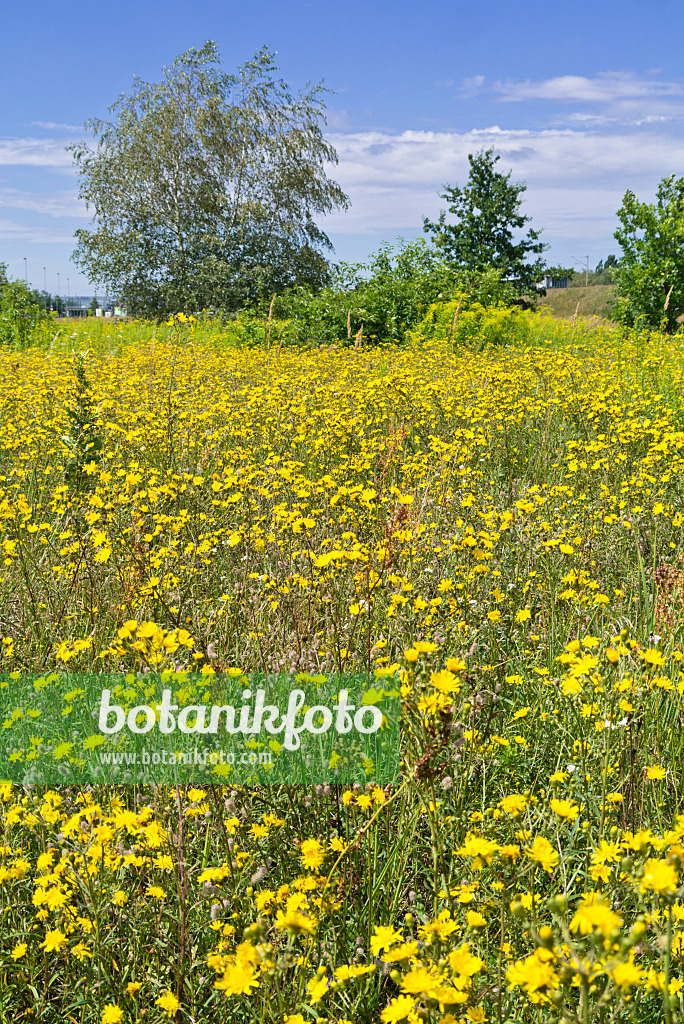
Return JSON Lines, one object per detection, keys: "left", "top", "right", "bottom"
{"left": 63, "top": 296, "right": 117, "bottom": 317}
{"left": 538, "top": 275, "right": 569, "bottom": 290}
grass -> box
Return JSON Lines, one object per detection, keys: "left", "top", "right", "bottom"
{"left": 536, "top": 284, "right": 618, "bottom": 321}
{"left": 0, "top": 310, "right": 683, "bottom": 1023}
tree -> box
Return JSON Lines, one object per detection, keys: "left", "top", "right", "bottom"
{"left": 423, "top": 147, "right": 547, "bottom": 295}
{"left": 69, "top": 42, "right": 350, "bottom": 317}
{"left": 613, "top": 176, "right": 684, "bottom": 330}
{"left": 0, "top": 263, "right": 53, "bottom": 348}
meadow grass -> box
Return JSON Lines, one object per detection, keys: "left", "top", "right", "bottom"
{"left": 0, "top": 311, "right": 684, "bottom": 1023}
{"left": 535, "top": 285, "right": 617, "bottom": 322}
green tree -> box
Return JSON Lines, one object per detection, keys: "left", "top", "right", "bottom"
{"left": 0, "top": 263, "right": 53, "bottom": 348}
{"left": 613, "top": 176, "right": 684, "bottom": 330}
{"left": 273, "top": 237, "right": 517, "bottom": 347}
{"left": 69, "top": 42, "right": 349, "bottom": 317}
{"left": 545, "top": 265, "right": 575, "bottom": 284}
{"left": 423, "top": 147, "right": 547, "bottom": 296}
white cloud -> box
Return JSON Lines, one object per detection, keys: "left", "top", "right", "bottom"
{"left": 0, "top": 218, "right": 75, "bottom": 243}
{"left": 0, "top": 188, "right": 85, "bottom": 217}
{"left": 452, "top": 72, "right": 684, "bottom": 127}
{"left": 30, "top": 121, "right": 83, "bottom": 132}
{"left": 494, "top": 71, "right": 684, "bottom": 104}
{"left": 2, "top": 123, "right": 681, "bottom": 265}
{"left": 321, "top": 125, "right": 684, "bottom": 261}
{"left": 0, "top": 137, "right": 77, "bottom": 167}
{"left": 459, "top": 75, "right": 485, "bottom": 97}
{"left": 325, "top": 109, "right": 351, "bottom": 130}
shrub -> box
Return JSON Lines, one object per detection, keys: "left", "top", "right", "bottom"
{"left": 0, "top": 264, "right": 55, "bottom": 349}
{"left": 272, "top": 240, "right": 523, "bottom": 348}
{"left": 413, "top": 297, "right": 532, "bottom": 349}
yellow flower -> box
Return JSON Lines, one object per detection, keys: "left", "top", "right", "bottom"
{"left": 500, "top": 793, "right": 527, "bottom": 816}
{"left": 506, "top": 950, "right": 558, "bottom": 996}
{"left": 646, "top": 766, "right": 666, "bottom": 781}
{"left": 430, "top": 669, "right": 459, "bottom": 692}
{"left": 525, "top": 836, "right": 559, "bottom": 873}
{"left": 41, "top": 929, "right": 67, "bottom": 953}
{"left": 307, "top": 972, "right": 330, "bottom": 1003}
{"left": 334, "top": 964, "right": 375, "bottom": 982}
{"left": 380, "top": 941, "right": 419, "bottom": 964}
{"left": 275, "top": 908, "right": 318, "bottom": 936}
{"left": 611, "top": 961, "right": 643, "bottom": 992}
{"left": 641, "top": 858, "right": 678, "bottom": 895}
{"left": 457, "top": 834, "right": 499, "bottom": 866}
{"left": 400, "top": 966, "right": 439, "bottom": 996}
{"left": 156, "top": 992, "right": 181, "bottom": 1017}
{"left": 11, "top": 943, "right": 27, "bottom": 960}
{"left": 449, "top": 943, "right": 484, "bottom": 977}
{"left": 101, "top": 1006, "right": 123, "bottom": 1024}
{"left": 570, "top": 898, "right": 622, "bottom": 937}
{"left": 550, "top": 799, "right": 579, "bottom": 821}
{"left": 215, "top": 962, "right": 259, "bottom": 995}
{"left": 371, "top": 924, "right": 403, "bottom": 956}
{"left": 300, "top": 838, "right": 325, "bottom": 870}
{"left": 380, "top": 995, "right": 417, "bottom": 1023}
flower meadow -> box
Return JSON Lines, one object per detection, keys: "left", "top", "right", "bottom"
{"left": 1, "top": 311, "right": 684, "bottom": 1022}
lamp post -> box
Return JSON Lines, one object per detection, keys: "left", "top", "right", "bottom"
{"left": 23, "top": 258, "right": 27, "bottom": 287}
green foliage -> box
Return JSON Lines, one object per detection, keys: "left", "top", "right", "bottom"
{"left": 423, "top": 147, "right": 548, "bottom": 295}
{"left": 413, "top": 296, "right": 532, "bottom": 350}
{"left": 567, "top": 255, "right": 618, "bottom": 288}
{"left": 273, "top": 238, "right": 522, "bottom": 347}
{"left": 613, "top": 176, "right": 684, "bottom": 331}
{"left": 70, "top": 42, "right": 349, "bottom": 318}
{"left": 0, "top": 263, "right": 54, "bottom": 349}
{"left": 544, "top": 264, "right": 575, "bottom": 283}
{"left": 63, "top": 355, "right": 103, "bottom": 493}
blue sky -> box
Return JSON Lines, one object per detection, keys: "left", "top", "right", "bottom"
{"left": 3, "top": 0, "right": 684, "bottom": 294}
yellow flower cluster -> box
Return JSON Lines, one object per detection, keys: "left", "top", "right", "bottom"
{"left": 0, "top": 312, "right": 683, "bottom": 1021}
